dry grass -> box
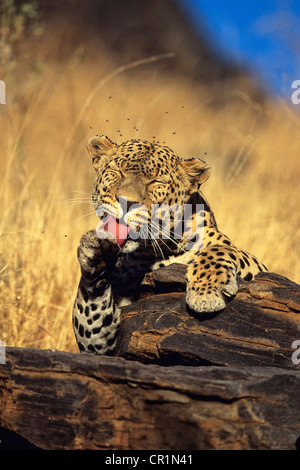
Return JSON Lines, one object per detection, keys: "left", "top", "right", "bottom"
{"left": 1, "top": 17, "right": 300, "bottom": 352}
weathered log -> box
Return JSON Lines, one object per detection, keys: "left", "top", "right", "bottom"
{"left": 116, "top": 266, "right": 300, "bottom": 369}
{"left": 1, "top": 268, "right": 300, "bottom": 450}
{"left": 1, "top": 347, "right": 300, "bottom": 450}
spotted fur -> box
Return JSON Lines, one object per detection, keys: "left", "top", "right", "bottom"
{"left": 73, "top": 136, "right": 267, "bottom": 354}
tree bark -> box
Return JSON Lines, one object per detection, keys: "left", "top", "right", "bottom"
{"left": 116, "top": 266, "right": 300, "bottom": 369}
{"left": 0, "top": 268, "right": 300, "bottom": 450}
{"left": 1, "top": 347, "right": 300, "bottom": 450}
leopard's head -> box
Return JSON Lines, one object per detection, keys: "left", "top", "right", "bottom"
{"left": 87, "top": 135, "right": 211, "bottom": 253}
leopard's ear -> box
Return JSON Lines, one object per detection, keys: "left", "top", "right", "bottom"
{"left": 181, "top": 158, "right": 211, "bottom": 190}
{"left": 87, "top": 135, "right": 117, "bottom": 171}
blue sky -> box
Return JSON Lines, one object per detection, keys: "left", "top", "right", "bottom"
{"left": 179, "top": 0, "right": 300, "bottom": 99}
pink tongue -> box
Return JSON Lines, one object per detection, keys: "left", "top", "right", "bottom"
{"left": 100, "top": 215, "right": 130, "bottom": 246}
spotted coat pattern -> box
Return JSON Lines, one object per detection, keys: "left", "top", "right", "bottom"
{"left": 73, "top": 136, "right": 267, "bottom": 354}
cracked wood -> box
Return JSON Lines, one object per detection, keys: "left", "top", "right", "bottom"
{"left": 116, "top": 267, "right": 300, "bottom": 368}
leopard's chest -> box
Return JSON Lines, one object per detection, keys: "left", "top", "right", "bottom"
{"left": 112, "top": 252, "right": 157, "bottom": 303}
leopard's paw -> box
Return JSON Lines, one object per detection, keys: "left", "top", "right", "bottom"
{"left": 186, "top": 265, "right": 238, "bottom": 313}
{"left": 78, "top": 229, "right": 120, "bottom": 279}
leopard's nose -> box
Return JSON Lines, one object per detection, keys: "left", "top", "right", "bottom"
{"left": 126, "top": 200, "right": 140, "bottom": 211}
{"left": 118, "top": 196, "right": 140, "bottom": 214}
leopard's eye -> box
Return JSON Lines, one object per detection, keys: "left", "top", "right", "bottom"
{"left": 109, "top": 170, "right": 122, "bottom": 179}
{"left": 150, "top": 175, "right": 171, "bottom": 185}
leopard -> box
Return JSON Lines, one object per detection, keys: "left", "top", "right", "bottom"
{"left": 72, "top": 135, "right": 267, "bottom": 355}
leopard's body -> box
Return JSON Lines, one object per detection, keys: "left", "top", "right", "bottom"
{"left": 73, "top": 136, "right": 267, "bottom": 354}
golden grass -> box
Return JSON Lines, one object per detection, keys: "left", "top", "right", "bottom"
{"left": 1, "top": 21, "right": 300, "bottom": 352}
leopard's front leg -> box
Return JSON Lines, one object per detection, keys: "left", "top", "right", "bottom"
{"left": 72, "top": 230, "right": 121, "bottom": 354}
{"left": 186, "top": 244, "right": 267, "bottom": 313}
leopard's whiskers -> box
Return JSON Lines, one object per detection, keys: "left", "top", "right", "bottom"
{"left": 64, "top": 198, "right": 94, "bottom": 206}
{"left": 71, "top": 209, "right": 96, "bottom": 224}
{"left": 146, "top": 225, "right": 165, "bottom": 259}
{"left": 149, "top": 219, "right": 186, "bottom": 253}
